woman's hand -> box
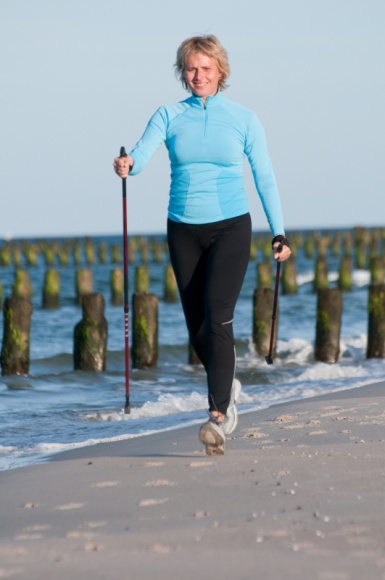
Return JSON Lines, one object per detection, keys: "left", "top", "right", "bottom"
{"left": 272, "top": 235, "right": 291, "bottom": 262}
{"left": 273, "top": 242, "right": 291, "bottom": 262}
{"left": 113, "top": 155, "right": 133, "bottom": 179}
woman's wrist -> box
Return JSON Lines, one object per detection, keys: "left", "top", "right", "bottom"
{"left": 271, "top": 234, "right": 290, "bottom": 248}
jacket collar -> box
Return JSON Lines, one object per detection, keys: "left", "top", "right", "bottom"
{"left": 187, "top": 91, "right": 223, "bottom": 108}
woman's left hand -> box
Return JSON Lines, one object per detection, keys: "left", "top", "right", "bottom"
{"left": 273, "top": 243, "right": 291, "bottom": 262}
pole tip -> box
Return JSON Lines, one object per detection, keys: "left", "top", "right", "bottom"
{"left": 124, "top": 396, "right": 131, "bottom": 414}
{"left": 265, "top": 355, "right": 274, "bottom": 365}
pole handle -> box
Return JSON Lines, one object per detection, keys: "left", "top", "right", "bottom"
{"left": 120, "top": 146, "right": 127, "bottom": 158}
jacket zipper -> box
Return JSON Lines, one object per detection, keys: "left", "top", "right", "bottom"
{"left": 203, "top": 101, "right": 207, "bottom": 138}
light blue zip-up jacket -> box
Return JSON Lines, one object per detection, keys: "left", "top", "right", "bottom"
{"left": 129, "top": 92, "right": 285, "bottom": 235}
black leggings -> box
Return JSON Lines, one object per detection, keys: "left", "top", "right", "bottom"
{"left": 167, "top": 213, "right": 252, "bottom": 414}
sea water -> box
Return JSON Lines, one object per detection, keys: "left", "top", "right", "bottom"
{"left": 0, "top": 232, "right": 384, "bottom": 471}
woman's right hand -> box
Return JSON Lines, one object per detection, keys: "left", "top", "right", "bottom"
{"left": 113, "top": 155, "right": 133, "bottom": 179}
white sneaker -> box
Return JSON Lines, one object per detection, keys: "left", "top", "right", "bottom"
{"left": 199, "top": 417, "right": 225, "bottom": 455}
{"left": 223, "top": 378, "right": 242, "bottom": 436}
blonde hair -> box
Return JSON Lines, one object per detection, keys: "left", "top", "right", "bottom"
{"left": 175, "top": 34, "right": 230, "bottom": 92}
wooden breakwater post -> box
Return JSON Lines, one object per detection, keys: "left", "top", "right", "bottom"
{"left": 74, "top": 293, "right": 108, "bottom": 371}
{"left": 132, "top": 292, "right": 159, "bottom": 368}
{"left": 250, "top": 238, "right": 258, "bottom": 261}
{"left": 85, "top": 238, "right": 96, "bottom": 265}
{"left": 257, "top": 262, "right": 272, "bottom": 288}
{"left": 110, "top": 268, "right": 123, "bottom": 306}
{"left": 366, "top": 284, "right": 385, "bottom": 359}
{"left": 135, "top": 266, "right": 149, "bottom": 293}
{"left": 151, "top": 239, "right": 164, "bottom": 264}
{"left": 0, "top": 244, "right": 12, "bottom": 267}
{"left": 24, "top": 242, "right": 39, "bottom": 267}
{"left": 12, "top": 269, "right": 32, "bottom": 300}
{"left": 73, "top": 240, "right": 83, "bottom": 266}
{"left": 1, "top": 297, "right": 33, "bottom": 376}
{"left": 164, "top": 265, "right": 178, "bottom": 303}
{"left": 313, "top": 256, "right": 329, "bottom": 292}
{"left": 42, "top": 242, "right": 57, "bottom": 267}
{"left": 58, "top": 244, "right": 70, "bottom": 267}
{"left": 314, "top": 288, "right": 342, "bottom": 363}
{"left": 304, "top": 235, "right": 315, "bottom": 259}
{"left": 42, "top": 269, "right": 60, "bottom": 309}
{"left": 138, "top": 237, "right": 150, "bottom": 263}
{"left": 370, "top": 257, "right": 385, "bottom": 284}
{"left": 253, "top": 287, "right": 277, "bottom": 358}
{"left": 12, "top": 244, "right": 22, "bottom": 267}
{"left": 331, "top": 233, "right": 341, "bottom": 258}
{"left": 111, "top": 244, "right": 121, "bottom": 264}
{"left": 281, "top": 259, "right": 298, "bottom": 295}
{"left": 75, "top": 269, "right": 93, "bottom": 305}
{"left": 128, "top": 238, "right": 137, "bottom": 264}
{"left": 98, "top": 242, "right": 108, "bottom": 264}
{"left": 354, "top": 227, "right": 369, "bottom": 269}
{"left": 338, "top": 255, "right": 353, "bottom": 292}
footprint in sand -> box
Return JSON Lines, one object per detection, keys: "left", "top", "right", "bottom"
{"left": 55, "top": 502, "right": 85, "bottom": 511}
{"left": 91, "top": 481, "right": 120, "bottom": 488}
{"left": 13, "top": 534, "right": 43, "bottom": 541}
{"left": 151, "top": 543, "right": 172, "bottom": 554}
{"left": 0, "top": 547, "right": 27, "bottom": 556}
{"left": 242, "top": 428, "right": 268, "bottom": 439}
{"left": 144, "top": 480, "right": 177, "bottom": 487}
{"left": 84, "top": 543, "right": 103, "bottom": 552}
{"left": 139, "top": 498, "right": 169, "bottom": 507}
{"left": 67, "top": 531, "right": 99, "bottom": 539}
{"left": 194, "top": 510, "right": 210, "bottom": 519}
{"left": 189, "top": 461, "right": 213, "bottom": 467}
{"left": 80, "top": 521, "right": 107, "bottom": 529}
{"left": 273, "top": 415, "right": 296, "bottom": 423}
{"left": 0, "top": 567, "right": 24, "bottom": 577}
{"left": 23, "top": 502, "right": 39, "bottom": 509}
{"left": 23, "top": 525, "right": 50, "bottom": 532}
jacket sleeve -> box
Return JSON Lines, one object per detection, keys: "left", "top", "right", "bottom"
{"left": 245, "top": 114, "right": 285, "bottom": 236}
{"left": 129, "top": 107, "right": 167, "bottom": 176}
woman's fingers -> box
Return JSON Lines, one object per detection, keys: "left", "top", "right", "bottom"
{"left": 113, "top": 157, "right": 129, "bottom": 178}
{"left": 273, "top": 243, "right": 291, "bottom": 262}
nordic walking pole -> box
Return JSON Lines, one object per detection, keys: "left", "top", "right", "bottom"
{"left": 265, "top": 245, "right": 282, "bottom": 365}
{"left": 120, "top": 146, "right": 131, "bottom": 413}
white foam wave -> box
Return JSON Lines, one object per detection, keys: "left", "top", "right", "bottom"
{"left": 277, "top": 338, "right": 314, "bottom": 365}
{"left": 0, "top": 445, "right": 16, "bottom": 454}
{"left": 353, "top": 270, "right": 370, "bottom": 287}
{"left": 34, "top": 432, "right": 151, "bottom": 453}
{"left": 297, "top": 269, "right": 370, "bottom": 288}
{"left": 297, "top": 272, "right": 314, "bottom": 285}
{"left": 83, "top": 391, "right": 207, "bottom": 422}
{"left": 292, "top": 362, "right": 367, "bottom": 383}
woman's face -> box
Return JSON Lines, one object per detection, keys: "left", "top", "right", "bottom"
{"left": 183, "top": 52, "right": 221, "bottom": 102}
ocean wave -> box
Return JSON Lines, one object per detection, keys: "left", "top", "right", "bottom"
{"left": 297, "top": 269, "right": 371, "bottom": 288}
{"left": 83, "top": 391, "right": 207, "bottom": 422}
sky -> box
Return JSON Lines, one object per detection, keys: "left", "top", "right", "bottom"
{"left": 1, "top": 0, "right": 384, "bottom": 239}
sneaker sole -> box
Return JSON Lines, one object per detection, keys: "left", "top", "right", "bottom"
{"left": 199, "top": 422, "right": 225, "bottom": 455}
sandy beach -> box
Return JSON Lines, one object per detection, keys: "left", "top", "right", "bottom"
{"left": 1, "top": 381, "right": 385, "bottom": 580}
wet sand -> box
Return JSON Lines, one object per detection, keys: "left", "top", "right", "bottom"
{"left": 1, "top": 381, "right": 385, "bottom": 579}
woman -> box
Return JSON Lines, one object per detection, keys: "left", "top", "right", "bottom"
{"left": 114, "top": 34, "right": 291, "bottom": 455}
